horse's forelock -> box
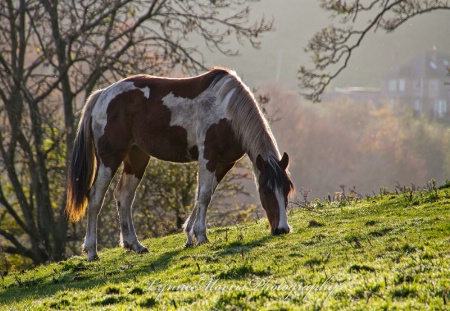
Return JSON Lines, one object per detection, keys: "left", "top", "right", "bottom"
{"left": 263, "top": 156, "right": 295, "bottom": 197}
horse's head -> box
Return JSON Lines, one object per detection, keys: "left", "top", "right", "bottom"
{"left": 255, "top": 152, "right": 295, "bottom": 235}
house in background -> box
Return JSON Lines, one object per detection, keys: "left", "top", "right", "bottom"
{"left": 381, "top": 48, "right": 450, "bottom": 119}
{"left": 324, "top": 48, "right": 450, "bottom": 120}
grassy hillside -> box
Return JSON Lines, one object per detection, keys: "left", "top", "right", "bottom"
{"left": 1, "top": 184, "right": 450, "bottom": 310}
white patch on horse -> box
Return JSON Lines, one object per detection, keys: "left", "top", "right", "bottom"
{"left": 161, "top": 78, "right": 236, "bottom": 153}
{"left": 275, "top": 188, "right": 289, "bottom": 231}
{"left": 142, "top": 86, "right": 150, "bottom": 99}
{"left": 161, "top": 92, "right": 198, "bottom": 149}
{"left": 91, "top": 81, "right": 150, "bottom": 138}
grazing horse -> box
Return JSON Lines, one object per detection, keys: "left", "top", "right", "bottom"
{"left": 66, "top": 67, "right": 294, "bottom": 261}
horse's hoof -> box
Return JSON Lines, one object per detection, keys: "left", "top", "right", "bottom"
{"left": 185, "top": 236, "right": 195, "bottom": 248}
{"left": 131, "top": 243, "right": 148, "bottom": 254}
{"left": 272, "top": 227, "right": 290, "bottom": 235}
{"left": 197, "top": 237, "right": 209, "bottom": 245}
{"left": 137, "top": 247, "right": 149, "bottom": 254}
{"left": 87, "top": 254, "right": 99, "bottom": 261}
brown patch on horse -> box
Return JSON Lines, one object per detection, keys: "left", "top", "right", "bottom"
{"left": 97, "top": 89, "right": 142, "bottom": 171}
{"left": 131, "top": 97, "right": 191, "bottom": 163}
{"left": 123, "top": 146, "right": 150, "bottom": 179}
{"left": 189, "top": 145, "right": 199, "bottom": 160}
{"left": 203, "top": 118, "right": 245, "bottom": 181}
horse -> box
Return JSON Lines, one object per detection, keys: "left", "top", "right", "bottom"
{"left": 65, "top": 67, "right": 295, "bottom": 261}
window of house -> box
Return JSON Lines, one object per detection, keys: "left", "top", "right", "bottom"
{"left": 429, "top": 79, "right": 439, "bottom": 98}
{"left": 389, "top": 98, "right": 397, "bottom": 108}
{"left": 398, "top": 79, "right": 406, "bottom": 92}
{"left": 413, "top": 99, "right": 422, "bottom": 112}
{"left": 388, "top": 79, "right": 397, "bottom": 92}
{"left": 434, "top": 99, "right": 447, "bottom": 118}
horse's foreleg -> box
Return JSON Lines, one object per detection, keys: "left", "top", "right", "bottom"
{"left": 185, "top": 166, "right": 218, "bottom": 246}
{"left": 184, "top": 161, "right": 236, "bottom": 247}
{"left": 194, "top": 181, "right": 216, "bottom": 245}
{"left": 183, "top": 203, "right": 199, "bottom": 247}
{"left": 114, "top": 172, "right": 148, "bottom": 254}
{"left": 183, "top": 182, "right": 206, "bottom": 247}
{"left": 84, "top": 164, "right": 114, "bottom": 261}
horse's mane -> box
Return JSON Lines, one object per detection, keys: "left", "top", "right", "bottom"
{"left": 263, "top": 156, "right": 295, "bottom": 197}
{"left": 209, "top": 68, "right": 280, "bottom": 162}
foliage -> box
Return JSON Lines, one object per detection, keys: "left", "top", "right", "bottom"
{"left": 0, "top": 0, "right": 273, "bottom": 265}
{"left": 299, "top": 0, "right": 450, "bottom": 102}
{"left": 265, "top": 84, "right": 450, "bottom": 200}
{"left": 1, "top": 185, "right": 450, "bottom": 310}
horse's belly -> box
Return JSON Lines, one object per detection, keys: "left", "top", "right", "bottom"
{"left": 148, "top": 142, "right": 197, "bottom": 163}
{"left": 135, "top": 124, "right": 198, "bottom": 163}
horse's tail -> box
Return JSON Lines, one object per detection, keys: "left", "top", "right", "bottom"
{"left": 66, "top": 90, "right": 102, "bottom": 222}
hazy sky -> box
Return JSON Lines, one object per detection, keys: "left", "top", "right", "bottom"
{"left": 202, "top": 0, "right": 450, "bottom": 92}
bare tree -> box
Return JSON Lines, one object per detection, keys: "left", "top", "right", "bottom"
{"left": 299, "top": 0, "right": 450, "bottom": 102}
{"left": 0, "top": 0, "right": 272, "bottom": 265}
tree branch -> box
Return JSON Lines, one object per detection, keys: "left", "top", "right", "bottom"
{"left": 299, "top": 0, "right": 450, "bottom": 102}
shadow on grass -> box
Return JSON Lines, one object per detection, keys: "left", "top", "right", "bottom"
{"left": 217, "top": 235, "right": 275, "bottom": 254}
{"left": 0, "top": 235, "right": 280, "bottom": 304}
{"left": 0, "top": 230, "right": 279, "bottom": 304}
{"left": 211, "top": 233, "right": 285, "bottom": 280}
{"left": 0, "top": 247, "right": 184, "bottom": 304}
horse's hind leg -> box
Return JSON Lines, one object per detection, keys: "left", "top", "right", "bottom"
{"left": 114, "top": 146, "right": 149, "bottom": 254}
{"left": 84, "top": 162, "right": 117, "bottom": 261}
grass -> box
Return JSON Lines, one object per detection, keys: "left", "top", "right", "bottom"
{"left": 1, "top": 185, "right": 450, "bottom": 310}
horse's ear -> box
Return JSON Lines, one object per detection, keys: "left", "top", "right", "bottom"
{"left": 280, "top": 152, "right": 289, "bottom": 170}
{"left": 256, "top": 154, "right": 265, "bottom": 173}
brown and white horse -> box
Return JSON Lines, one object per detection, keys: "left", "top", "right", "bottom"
{"left": 66, "top": 67, "right": 294, "bottom": 261}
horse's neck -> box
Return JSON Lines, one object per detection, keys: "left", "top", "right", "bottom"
{"left": 213, "top": 71, "right": 280, "bottom": 163}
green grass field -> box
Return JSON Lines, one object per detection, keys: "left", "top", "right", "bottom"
{"left": 1, "top": 184, "right": 450, "bottom": 310}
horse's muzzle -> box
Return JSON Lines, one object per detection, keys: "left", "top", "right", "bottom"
{"left": 272, "top": 226, "right": 290, "bottom": 235}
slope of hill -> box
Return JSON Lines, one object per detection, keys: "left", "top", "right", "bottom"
{"left": 1, "top": 184, "right": 450, "bottom": 310}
